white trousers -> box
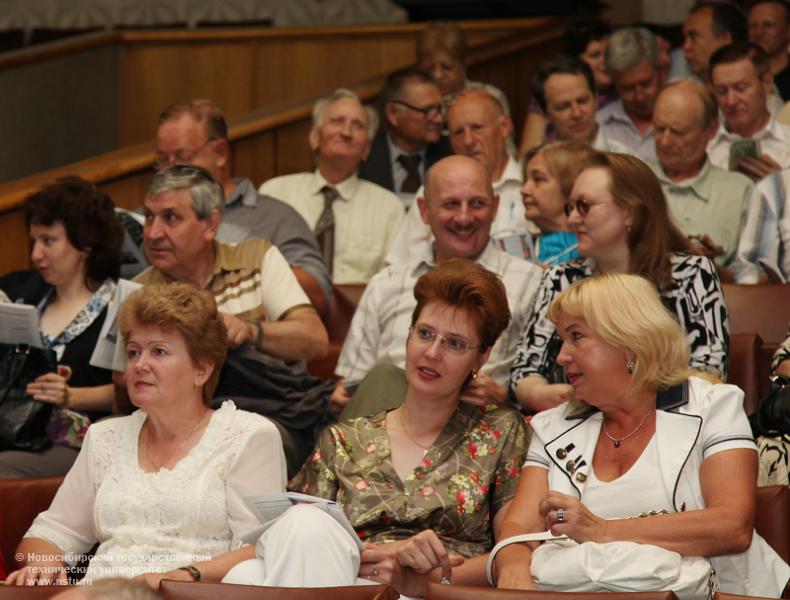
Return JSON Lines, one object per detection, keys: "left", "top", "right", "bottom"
{"left": 223, "top": 504, "right": 369, "bottom": 587}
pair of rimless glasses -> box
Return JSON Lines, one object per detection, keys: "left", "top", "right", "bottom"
{"left": 408, "top": 326, "right": 479, "bottom": 354}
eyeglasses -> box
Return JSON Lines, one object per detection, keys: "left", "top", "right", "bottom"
{"left": 153, "top": 138, "right": 216, "bottom": 170}
{"left": 392, "top": 100, "right": 443, "bottom": 119}
{"left": 563, "top": 198, "right": 613, "bottom": 217}
{"left": 408, "top": 326, "right": 479, "bottom": 355}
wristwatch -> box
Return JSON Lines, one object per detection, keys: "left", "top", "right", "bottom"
{"left": 249, "top": 319, "right": 264, "bottom": 348}
{"left": 177, "top": 564, "right": 202, "bottom": 582}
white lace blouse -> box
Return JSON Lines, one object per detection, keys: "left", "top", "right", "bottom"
{"left": 25, "top": 401, "right": 286, "bottom": 583}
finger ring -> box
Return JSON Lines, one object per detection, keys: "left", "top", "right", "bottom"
{"left": 370, "top": 568, "right": 379, "bottom": 577}
{"left": 556, "top": 508, "right": 565, "bottom": 522}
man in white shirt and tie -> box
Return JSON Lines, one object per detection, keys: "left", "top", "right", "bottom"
{"left": 259, "top": 88, "right": 404, "bottom": 284}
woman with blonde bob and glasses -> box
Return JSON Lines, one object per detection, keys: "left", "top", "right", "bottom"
{"left": 149, "top": 260, "right": 528, "bottom": 597}
{"left": 510, "top": 151, "right": 729, "bottom": 414}
{"left": 493, "top": 274, "right": 790, "bottom": 598}
{"left": 7, "top": 283, "right": 285, "bottom": 586}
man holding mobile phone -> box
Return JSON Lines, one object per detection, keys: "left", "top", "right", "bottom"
{"left": 707, "top": 42, "right": 790, "bottom": 181}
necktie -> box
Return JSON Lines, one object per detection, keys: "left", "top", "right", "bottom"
{"left": 315, "top": 185, "right": 339, "bottom": 275}
{"left": 397, "top": 154, "right": 422, "bottom": 193}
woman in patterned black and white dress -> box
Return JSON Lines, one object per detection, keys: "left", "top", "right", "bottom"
{"left": 510, "top": 152, "right": 729, "bottom": 413}
{"left": 757, "top": 335, "right": 790, "bottom": 487}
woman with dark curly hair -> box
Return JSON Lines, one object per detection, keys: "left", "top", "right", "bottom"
{"left": 0, "top": 176, "right": 123, "bottom": 477}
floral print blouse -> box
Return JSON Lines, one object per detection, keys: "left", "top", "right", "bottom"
{"left": 289, "top": 403, "right": 529, "bottom": 558}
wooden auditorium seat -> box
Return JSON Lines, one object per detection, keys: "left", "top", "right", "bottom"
{"left": 715, "top": 594, "right": 774, "bottom": 600}
{"left": 727, "top": 333, "right": 763, "bottom": 414}
{"left": 723, "top": 284, "right": 790, "bottom": 394}
{"left": 307, "top": 284, "right": 366, "bottom": 380}
{"left": 723, "top": 284, "right": 790, "bottom": 347}
{"left": 158, "top": 580, "right": 397, "bottom": 600}
{"left": 425, "top": 584, "right": 678, "bottom": 599}
{"left": 0, "top": 477, "right": 62, "bottom": 569}
{"left": 755, "top": 485, "right": 790, "bottom": 564}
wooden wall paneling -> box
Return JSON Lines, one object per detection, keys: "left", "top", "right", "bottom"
{"left": 0, "top": 210, "right": 30, "bottom": 275}
{"left": 118, "top": 40, "right": 258, "bottom": 146}
{"left": 273, "top": 120, "right": 315, "bottom": 176}
{"left": 231, "top": 130, "right": 277, "bottom": 188}
{"left": 252, "top": 35, "right": 415, "bottom": 108}
{"left": 99, "top": 171, "right": 153, "bottom": 212}
{"left": 466, "top": 24, "right": 566, "bottom": 138}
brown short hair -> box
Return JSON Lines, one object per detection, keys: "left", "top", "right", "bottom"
{"left": 411, "top": 259, "right": 510, "bottom": 351}
{"left": 709, "top": 41, "right": 771, "bottom": 80}
{"left": 119, "top": 283, "right": 228, "bottom": 404}
{"left": 158, "top": 99, "right": 228, "bottom": 142}
{"left": 582, "top": 152, "right": 691, "bottom": 290}
{"left": 524, "top": 140, "right": 600, "bottom": 199}
{"left": 417, "top": 22, "right": 468, "bottom": 63}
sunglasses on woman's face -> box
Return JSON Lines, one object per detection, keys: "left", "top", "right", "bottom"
{"left": 563, "top": 198, "right": 613, "bottom": 217}
{"left": 564, "top": 198, "right": 591, "bottom": 217}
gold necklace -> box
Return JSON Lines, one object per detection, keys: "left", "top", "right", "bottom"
{"left": 145, "top": 411, "right": 210, "bottom": 471}
{"left": 602, "top": 409, "right": 653, "bottom": 448}
{"left": 398, "top": 410, "right": 433, "bottom": 451}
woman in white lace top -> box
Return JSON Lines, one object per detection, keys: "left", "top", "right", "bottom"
{"left": 5, "top": 283, "right": 287, "bottom": 586}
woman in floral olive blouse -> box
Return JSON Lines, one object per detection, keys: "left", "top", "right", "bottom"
{"left": 288, "top": 259, "right": 529, "bottom": 595}
{"left": 182, "top": 259, "right": 529, "bottom": 596}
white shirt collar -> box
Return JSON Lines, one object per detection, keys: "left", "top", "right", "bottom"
{"left": 312, "top": 169, "right": 358, "bottom": 201}
{"left": 494, "top": 156, "right": 523, "bottom": 190}
{"left": 713, "top": 115, "right": 788, "bottom": 144}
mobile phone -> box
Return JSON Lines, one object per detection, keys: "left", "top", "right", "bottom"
{"left": 343, "top": 379, "right": 362, "bottom": 394}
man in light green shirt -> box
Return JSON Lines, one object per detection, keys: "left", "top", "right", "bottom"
{"left": 650, "top": 79, "right": 752, "bottom": 271}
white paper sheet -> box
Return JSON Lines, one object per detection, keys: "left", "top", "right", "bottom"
{"left": 89, "top": 279, "right": 142, "bottom": 371}
{"left": 242, "top": 491, "right": 364, "bottom": 550}
{"left": 0, "top": 303, "right": 44, "bottom": 348}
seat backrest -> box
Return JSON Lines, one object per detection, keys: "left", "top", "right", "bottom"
{"left": 727, "top": 333, "right": 763, "bottom": 414}
{"left": 755, "top": 484, "right": 790, "bottom": 564}
{"left": 324, "top": 284, "right": 366, "bottom": 342}
{"left": 0, "top": 477, "right": 62, "bottom": 569}
{"left": 158, "top": 581, "right": 397, "bottom": 600}
{"left": 424, "top": 583, "right": 678, "bottom": 600}
{"left": 308, "top": 283, "right": 366, "bottom": 379}
{"left": 723, "top": 284, "right": 790, "bottom": 346}
{"left": 715, "top": 593, "right": 776, "bottom": 600}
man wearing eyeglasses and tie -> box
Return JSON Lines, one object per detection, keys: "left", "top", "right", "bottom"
{"left": 358, "top": 67, "right": 453, "bottom": 209}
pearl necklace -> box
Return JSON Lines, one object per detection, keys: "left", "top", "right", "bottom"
{"left": 602, "top": 409, "right": 652, "bottom": 448}
{"left": 144, "top": 411, "right": 210, "bottom": 471}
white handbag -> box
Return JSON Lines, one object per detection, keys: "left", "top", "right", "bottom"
{"left": 486, "top": 532, "right": 716, "bottom": 600}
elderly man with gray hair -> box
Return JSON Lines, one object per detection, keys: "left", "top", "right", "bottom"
{"left": 136, "top": 164, "right": 333, "bottom": 475}
{"left": 259, "top": 88, "right": 404, "bottom": 284}
{"left": 650, "top": 79, "right": 752, "bottom": 271}
{"left": 153, "top": 99, "right": 332, "bottom": 316}
{"left": 596, "top": 27, "right": 664, "bottom": 161}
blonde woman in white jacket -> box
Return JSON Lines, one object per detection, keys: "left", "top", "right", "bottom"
{"left": 494, "top": 273, "right": 790, "bottom": 598}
